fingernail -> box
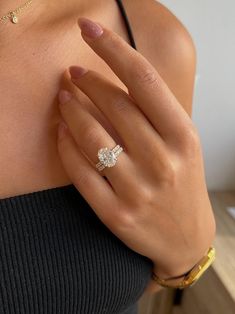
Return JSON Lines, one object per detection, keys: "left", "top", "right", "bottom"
{"left": 69, "top": 66, "right": 88, "bottom": 80}
{"left": 78, "top": 17, "right": 104, "bottom": 39}
{"left": 58, "top": 121, "right": 68, "bottom": 140}
{"left": 59, "top": 90, "right": 72, "bottom": 105}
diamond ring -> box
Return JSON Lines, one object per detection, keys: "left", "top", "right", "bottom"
{"left": 96, "top": 145, "right": 123, "bottom": 172}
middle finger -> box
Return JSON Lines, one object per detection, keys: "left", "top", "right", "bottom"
{"left": 77, "top": 17, "right": 192, "bottom": 142}
{"left": 68, "top": 66, "right": 167, "bottom": 159}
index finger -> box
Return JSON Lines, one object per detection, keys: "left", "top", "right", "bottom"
{"left": 77, "top": 17, "right": 193, "bottom": 142}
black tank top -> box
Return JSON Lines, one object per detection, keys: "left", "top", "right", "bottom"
{"left": 0, "top": 1, "right": 153, "bottom": 313}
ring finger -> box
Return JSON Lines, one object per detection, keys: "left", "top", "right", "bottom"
{"left": 58, "top": 90, "right": 133, "bottom": 190}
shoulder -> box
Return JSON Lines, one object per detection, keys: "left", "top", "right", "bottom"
{"left": 122, "top": 0, "right": 197, "bottom": 117}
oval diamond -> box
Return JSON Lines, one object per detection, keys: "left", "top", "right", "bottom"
{"left": 98, "top": 148, "right": 117, "bottom": 167}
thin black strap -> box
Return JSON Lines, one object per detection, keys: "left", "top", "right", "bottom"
{"left": 115, "top": 0, "right": 137, "bottom": 50}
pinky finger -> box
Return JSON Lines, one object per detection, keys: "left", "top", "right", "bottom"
{"left": 57, "top": 121, "right": 119, "bottom": 226}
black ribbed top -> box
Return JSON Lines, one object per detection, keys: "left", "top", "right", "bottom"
{"left": 0, "top": 184, "right": 153, "bottom": 314}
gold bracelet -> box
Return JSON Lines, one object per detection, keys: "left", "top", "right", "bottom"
{"left": 151, "top": 246, "right": 216, "bottom": 289}
{"left": 152, "top": 263, "right": 196, "bottom": 282}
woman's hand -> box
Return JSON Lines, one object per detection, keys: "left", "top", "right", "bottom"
{"left": 57, "top": 17, "right": 216, "bottom": 294}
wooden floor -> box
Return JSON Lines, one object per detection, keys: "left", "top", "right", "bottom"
{"left": 137, "top": 190, "right": 235, "bottom": 314}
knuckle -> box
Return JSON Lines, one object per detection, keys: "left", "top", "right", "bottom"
{"left": 111, "top": 95, "right": 129, "bottom": 114}
{"left": 137, "top": 184, "right": 154, "bottom": 203}
{"left": 74, "top": 172, "right": 89, "bottom": 187}
{"left": 181, "top": 125, "right": 201, "bottom": 155}
{"left": 162, "top": 169, "right": 177, "bottom": 187}
{"left": 82, "top": 125, "right": 100, "bottom": 146}
{"left": 118, "top": 207, "right": 146, "bottom": 230}
{"left": 159, "top": 158, "right": 177, "bottom": 186}
{"left": 111, "top": 201, "right": 135, "bottom": 228}
{"left": 107, "top": 31, "right": 126, "bottom": 50}
{"left": 135, "top": 64, "right": 158, "bottom": 86}
{"left": 83, "top": 71, "right": 97, "bottom": 84}
{"left": 118, "top": 211, "right": 135, "bottom": 227}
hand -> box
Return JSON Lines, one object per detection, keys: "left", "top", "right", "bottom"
{"left": 56, "top": 17, "right": 216, "bottom": 294}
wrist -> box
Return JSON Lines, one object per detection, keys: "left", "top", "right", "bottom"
{"left": 152, "top": 202, "right": 216, "bottom": 280}
{"left": 152, "top": 246, "right": 210, "bottom": 281}
{"left": 151, "top": 246, "right": 216, "bottom": 289}
{"left": 151, "top": 259, "right": 197, "bottom": 289}
{"left": 151, "top": 262, "right": 196, "bottom": 288}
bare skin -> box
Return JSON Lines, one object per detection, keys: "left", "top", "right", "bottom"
{"left": 0, "top": 0, "right": 200, "bottom": 294}
{"left": 0, "top": 0, "right": 196, "bottom": 199}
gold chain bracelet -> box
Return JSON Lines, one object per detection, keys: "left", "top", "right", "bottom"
{"left": 0, "top": 0, "right": 33, "bottom": 24}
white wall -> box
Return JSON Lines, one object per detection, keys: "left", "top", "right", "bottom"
{"left": 159, "top": 0, "right": 235, "bottom": 191}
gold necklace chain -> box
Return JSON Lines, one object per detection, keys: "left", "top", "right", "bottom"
{"left": 0, "top": 0, "right": 33, "bottom": 24}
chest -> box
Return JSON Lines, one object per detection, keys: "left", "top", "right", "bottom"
{"left": 0, "top": 22, "right": 127, "bottom": 142}
{"left": 0, "top": 5, "right": 132, "bottom": 197}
